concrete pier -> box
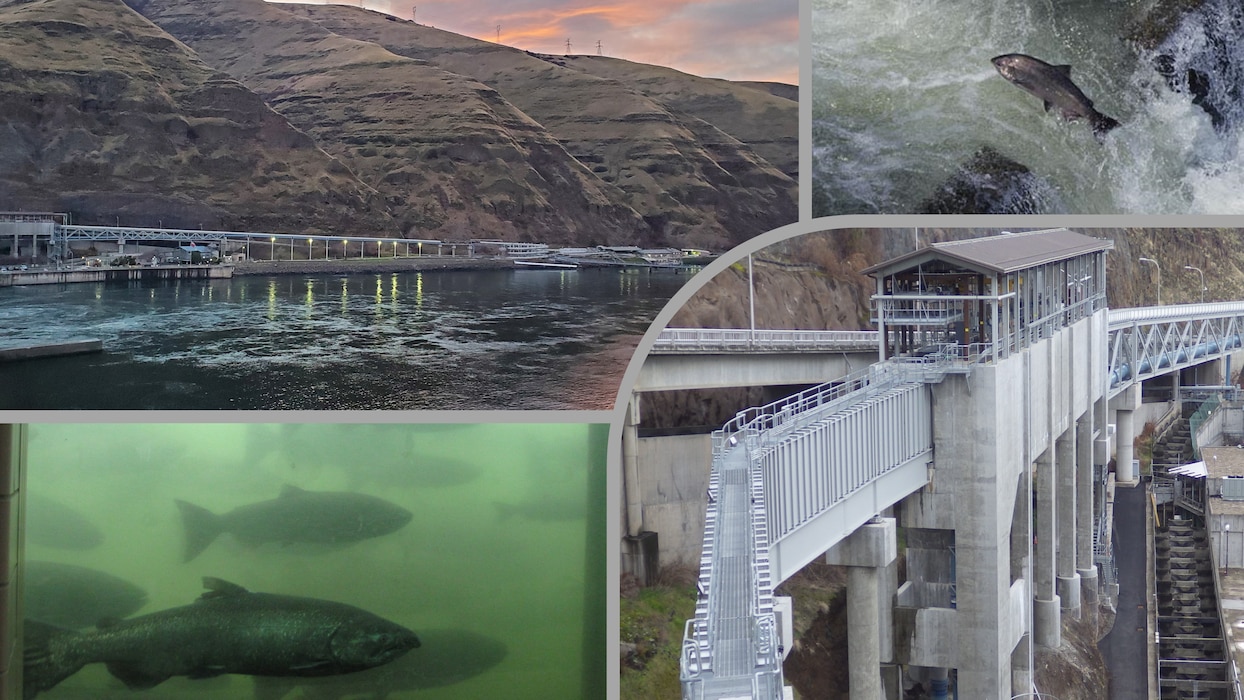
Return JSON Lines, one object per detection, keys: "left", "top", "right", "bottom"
{"left": 0, "top": 339, "right": 102, "bottom": 362}
{"left": 1057, "top": 430, "right": 1081, "bottom": 615}
{"left": 826, "top": 517, "right": 897, "bottom": 700}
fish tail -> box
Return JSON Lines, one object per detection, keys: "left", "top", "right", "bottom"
{"left": 1092, "top": 112, "right": 1121, "bottom": 139}
{"left": 175, "top": 499, "right": 224, "bottom": 562}
{"left": 23, "top": 620, "right": 86, "bottom": 699}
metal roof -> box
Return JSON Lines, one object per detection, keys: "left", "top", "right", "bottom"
{"left": 863, "top": 229, "right": 1114, "bottom": 276}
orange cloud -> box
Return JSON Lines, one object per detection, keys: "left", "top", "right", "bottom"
{"left": 391, "top": 0, "right": 796, "bottom": 83}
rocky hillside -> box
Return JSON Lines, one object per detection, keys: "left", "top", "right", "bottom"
{"left": 0, "top": 0, "right": 392, "bottom": 233}
{"left": 267, "top": 3, "right": 797, "bottom": 248}
{"left": 0, "top": 0, "right": 799, "bottom": 246}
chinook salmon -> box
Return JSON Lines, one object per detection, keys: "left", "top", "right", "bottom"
{"left": 175, "top": 485, "right": 413, "bottom": 561}
{"left": 23, "top": 577, "right": 421, "bottom": 699}
{"left": 991, "top": 53, "right": 1121, "bottom": 138}
{"left": 25, "top": 561, "right": 148, "bottom": 629}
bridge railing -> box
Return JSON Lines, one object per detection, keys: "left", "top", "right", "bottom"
{"left": 653, "top": 328, "right": 878, "bottom": 353}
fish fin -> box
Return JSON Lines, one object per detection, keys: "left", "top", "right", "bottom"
{"left": 1042, "top": 100, "right": 1053, "bottom": 113}
{"left": 24, "top": 619, "right": 86, "bottom": 698}
{"left": 175, "top": 499, "right": 224, "bottom": 562}
{"left": 187, "top": 665, "right": 229, "bottom": 680}
{"left": 105, "top": 661, "right": 169, "bottom": 690}
{"left": 1054, "top": 64, "right": 1072, "bottom": 77}
{"left": 252, "top": 676, "right": 298, "bottom": 700}
{"left": 279, "top": 484, "right": 309, "bottom": 498}
{"left": 1091, "top": 113, "right": 1122, "bottom": 140}
{"left": 200, "top": 576, "right": 251, "bottom": 599}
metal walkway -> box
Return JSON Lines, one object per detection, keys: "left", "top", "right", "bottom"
{"left": 681, "top": 362, "right": 936, "bottom": 700}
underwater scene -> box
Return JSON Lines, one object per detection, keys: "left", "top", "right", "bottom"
{"left": 22, "top": 423, "right": 606, "bottom": 699}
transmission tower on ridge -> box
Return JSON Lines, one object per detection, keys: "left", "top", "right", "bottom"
{"left": 565, "top": 38, "right": 572, "bottom": 55}
{"left": 596, "top": 40, "right": 602, "bottom": 55}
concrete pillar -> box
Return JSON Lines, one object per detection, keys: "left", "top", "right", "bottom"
{"left": 1056, "top": 430, "right": 1080, "bottom": 615}
{"left": 1076, "top": 414, "right": 1099, "bottom": 614}
{"left": 1116, "top": 407, "right": 1135, "bottom": 484}
{"left": 848, "top": 566, "right": 881, "bottom": 700}
{"left": 1034, "top": 448, "right": 1061, "bottom": 647}
{"left": 826, "top": 517, "right": 897, "bottom": 700}
{"left": 1011, "top": 634, "right": 1032, "bottom": 698}
{"left": 1113, "top": 383, "right": 1141, "bottom": 485}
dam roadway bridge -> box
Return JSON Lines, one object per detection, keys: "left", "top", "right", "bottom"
{"left": 663, "top": 230, "right": 1244, "bottom": 699}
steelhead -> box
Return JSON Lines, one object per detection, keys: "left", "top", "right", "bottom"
{"left": 175, "top": 485, "right": 413, "bottom": 561}
{"left": 991, "top": 53, "right": 1121, "bottom": 138}
{"left": 23, "top": 577, "right": 420, "bottom": 699}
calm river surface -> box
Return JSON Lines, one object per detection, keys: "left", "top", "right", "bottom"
{"left": 0, "top": 268, "right": 688, "bottom": 410}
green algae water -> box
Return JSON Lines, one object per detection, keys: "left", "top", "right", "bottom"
{"left": 23, "top": 422, "right": 607, "bottom": 699}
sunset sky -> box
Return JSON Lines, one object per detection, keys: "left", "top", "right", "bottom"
{"left": 279, "top": 0, "right": 797, "bottom": 84}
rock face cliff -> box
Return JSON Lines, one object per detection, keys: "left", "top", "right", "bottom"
{"left": 0, "top": 0, "right": 392, "bottom": 232}
{"left": 0, "top": 0, "right": 796, "bottom": 246}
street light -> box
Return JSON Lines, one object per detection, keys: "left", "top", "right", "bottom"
{"left": 1139, "top": 257, "right": 1161, "bottom": 306}
{"left": 1184, "top": 265, "right": 1206, "bottom": 303}
{"left": 270, "top": 236, "right": 276, "bottom": 261}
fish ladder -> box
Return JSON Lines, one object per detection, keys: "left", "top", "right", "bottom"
{"left": 681, "top": 367, "right": 934, "bottom": 700}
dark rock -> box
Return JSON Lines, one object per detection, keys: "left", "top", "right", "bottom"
{"left": 921, "top": 147, "right": 1061, "bottom": 214}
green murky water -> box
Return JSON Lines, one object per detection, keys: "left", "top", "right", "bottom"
{"left": 23, "top": 423, "right": 606, "bottom": 699}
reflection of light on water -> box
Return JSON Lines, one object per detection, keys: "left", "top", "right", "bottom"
{"left": 415, "top": 272, "right": 423, "bottom": 309}
{"left": 267, "top": 280, "right": 277, "bottom": 320}
{"left": 390, "top": 273, "right": 398, "bottom": 307}
{"left": 340, "top": 277, "right": 348, "bottom": 315}
{"left": 304, "top": 280, "right": 314, "bottom": 317}
{"left": 374, "top": 275, "right": 383, "bottom": 310}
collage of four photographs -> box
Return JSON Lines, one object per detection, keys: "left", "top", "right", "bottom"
{"left": 3, "top": 0, "right": 1244, "bottom": 698}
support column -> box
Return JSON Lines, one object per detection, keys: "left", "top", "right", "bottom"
{"left": 1116, "top": 407, "right": 1137, "bottom": 484}
{"left": 1111, "top": 382, "right": 1142, "bottom": 486}
{"left": 1077, "top": 413, "right": 1099, "bottom": 614}
{"left": 1056, "top": 430, "right": 1080, "bottom": 615}
{"left": 826, "top": 517, "right": 897, "bottom": 700}
{"left": 1034, "top": 448, "right": 1061, "bottom": 647}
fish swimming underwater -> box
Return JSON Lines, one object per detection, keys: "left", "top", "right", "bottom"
{"left": 175, "top": 485, "right": 413, "bottom": 561}
{"left": 991, "top": 53, "right": 1121, "bottom": 138}
{"left": 25, "top": 561, "right": 148, "bottom": 629}
{"left": 26, "top": 494, "right": 104, "bottom": 550}
{"left": 251, "top": 628, "right": 507, "bottom": 699}
{"left": 23, "top": 577, "right": 421, "bottom": 699}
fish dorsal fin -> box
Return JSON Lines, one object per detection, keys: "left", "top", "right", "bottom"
{"left": 199, "top": 577, "right": 250, "bottom": 600}
{"left": 279, "top": 484, "right": 308, "bottom": 498}
{"left": 1054, "top": 64, "right": 1072, "bottom": 77}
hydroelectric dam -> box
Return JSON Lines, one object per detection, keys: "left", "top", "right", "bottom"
{"left": 621, "top": 229, "right": 1244, "bottom": 699}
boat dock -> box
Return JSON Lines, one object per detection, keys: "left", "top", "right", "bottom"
{"left": 0, "top": 264, "right": 234, "bottom": 287}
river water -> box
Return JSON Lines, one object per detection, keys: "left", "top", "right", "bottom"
{"left": 24, "top": 422, "right": 606, "bottom": 699}
{"left": 811, "top": 0, "right": 1244, "bottom": 214}
{"left": 0, "top": 268, "right": 687, "bottom": 410}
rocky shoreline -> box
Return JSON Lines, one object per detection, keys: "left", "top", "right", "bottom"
{"left": 231, "top": 256, "right": 516, "bottom": 276}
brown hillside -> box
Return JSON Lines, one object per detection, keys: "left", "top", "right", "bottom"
{"left": 0, "top": 0, "right": 391, "bottom": 233}
{"left": 126, "top": 0, "right": 648, "bottom": 243}
{"left": 277, "top": 4, "right": 796, "bottom": 249}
